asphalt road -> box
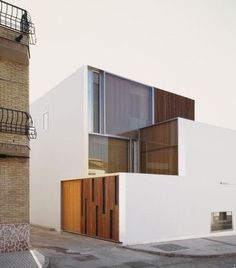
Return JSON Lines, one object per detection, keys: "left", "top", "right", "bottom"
{"left": 31, "top": 227, "right": 236, "bottom": 268}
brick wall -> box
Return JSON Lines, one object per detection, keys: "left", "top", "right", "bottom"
{"left": 0, "top": 157, "right": 29, "bottom": 224}
{"left": 0, "top": 55, "right": 29, "bottom": 147}
{"left": 0, "top": 57, "right": 29, "bottom": 111}
{"left": 0, "top": 25, "right": 30, "bottom": 252}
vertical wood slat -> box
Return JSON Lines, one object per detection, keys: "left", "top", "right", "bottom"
{"left": 61, "top": 180, "right": 82, "bottom": 233}
{"left": 62, "top": 175, "right": 119, "bottom": 242}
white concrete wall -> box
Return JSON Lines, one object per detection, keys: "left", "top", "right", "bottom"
{"left": 30, "top": 66, "right": 88, "bottom": 230}
{"left": 178, "top": 118, "right": 236, "bottom": 184}
{"left": 119, "top": 118, "right": 236, "bottom": 245}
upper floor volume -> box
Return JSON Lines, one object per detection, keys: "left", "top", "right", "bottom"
{"left": 0, "top": 0, "right": 36, "bottom": 44}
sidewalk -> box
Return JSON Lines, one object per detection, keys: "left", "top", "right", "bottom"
{"left": 125, "top": 235, "right": 236, "bottom": 258}
{"left": 3, "top": 230, "right": 236, "bottom": 268}
{"left": 0, "top": 250, "right": 45, "bottom": 268}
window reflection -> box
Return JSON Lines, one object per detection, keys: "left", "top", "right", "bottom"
{"left": 89, "top": 134, "right": 130, "bottom": 176}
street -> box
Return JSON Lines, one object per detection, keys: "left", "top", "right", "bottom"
{"left": 30, "top": 227, "right": 236, "bottom": 268}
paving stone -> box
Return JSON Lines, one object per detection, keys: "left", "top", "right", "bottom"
{"left": 0, "top": 251, "right": 40, "bottom": 268}
{"left": 152, "top": 243, "right": 189, "bottom": 252}
{"left": 124, "top": 261, "right": 155, "bottom": 268}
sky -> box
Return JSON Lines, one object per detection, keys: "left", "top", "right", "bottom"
{"left": 8, "top": 0, "right": 236, "bottom": 130}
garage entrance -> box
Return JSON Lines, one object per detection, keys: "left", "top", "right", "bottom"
{"left": 61, "top": 175, "right": 119, "bottom": 242}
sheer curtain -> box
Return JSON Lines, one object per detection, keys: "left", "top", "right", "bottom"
{"left": 105, "top": 73, "right": 152, "bottom": 136}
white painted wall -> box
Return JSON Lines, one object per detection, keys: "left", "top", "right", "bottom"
{"left": 30, "top": 66, "right": 88, "bottom": 230}
{"left": 178, "top": 118, "right": 236, "bottom": 183}
{"left": 119, "top": 118, "right": 236, "bottom": 245}
{"left": 31, "top": 82, "right": 236, "bottom": 243}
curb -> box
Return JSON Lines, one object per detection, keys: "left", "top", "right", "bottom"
{"left": 122, "top": 246, "right": 236, "bottom": 259}
{"left": 31, "top": 224, "right": 56, "bottom": 232}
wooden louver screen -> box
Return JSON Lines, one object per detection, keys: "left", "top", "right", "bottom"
{"left": 61, "top": 175, "right": 119, "bottom": 242}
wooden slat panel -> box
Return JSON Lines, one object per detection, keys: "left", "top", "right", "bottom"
{"left": 155, "top": 88, "right": 195, "bottom": 123}
{"left": 61, "top": 180, "right": 82, "bottom": 233}
{"left": 63, "top": 175, "right": 119, "bottom": 242}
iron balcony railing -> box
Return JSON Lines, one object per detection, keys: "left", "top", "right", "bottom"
{"left": 0, "top": 107, "right": 37, "bottom": 139}
{"left": 0, "top": 0, "right": 36, "bottom": 44}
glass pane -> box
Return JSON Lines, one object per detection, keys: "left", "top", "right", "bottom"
{"left": 140, "top": 120, "right": 178, "bottom": 175}
{"left": 88, "top": 134, "right": 129, "bottom": 176}
{"left": 88, "top": 70, "right": 100, "bottom": 133}
{"left": 211, "top": 211, "right": 233, "bottom": 232}
{"left": 105, "top": 73, "right": 152, "bottom": 136}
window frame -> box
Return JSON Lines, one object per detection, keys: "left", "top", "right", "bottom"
{"left": 42, "top": 112, "right": 49, "bottom": 130}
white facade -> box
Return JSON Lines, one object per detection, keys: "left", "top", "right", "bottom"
{"left": 30, "top": 66, "right": 88, "bottom": 230}
{"left": 119, "top": 118, "right": 236, "bottom": 244}
{"left": 31, "top": 67, "right": 236, "bottom": 244}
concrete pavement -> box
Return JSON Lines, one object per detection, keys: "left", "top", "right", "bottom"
{"left": 0, "top": 249, "right": 44, "bottom": 268}
{"left": 126, "top": 235, "right": 236, "bottom": 258}
{"left": 2, "top": 227, "right": 236, "bottom": 267}
{"left": 30, "top": 227, "right": 236, "bottom": 267}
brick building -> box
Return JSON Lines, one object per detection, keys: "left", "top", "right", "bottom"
{"left": 0, "top": 1, "right": 36, "bottom": 253}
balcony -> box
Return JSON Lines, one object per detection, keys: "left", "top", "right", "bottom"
{"left": 0, "top": 107, "right": 36, "bottom": 139}
{"left": 0, "top": 0, "right": 36, "bottom": 44}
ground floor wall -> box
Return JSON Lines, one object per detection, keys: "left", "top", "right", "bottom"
{"left": 119, "top": 173, "right": 236, "bottom": 245}
{"left": 0, "top": 157, "right": 29, "bottom": 252}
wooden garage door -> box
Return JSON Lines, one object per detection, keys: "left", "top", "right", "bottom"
{"left": 61, "top": 180, "right": 82, "bottom": 233}
{"left": 61, "top": 176, "right": 119, "bottom": 242}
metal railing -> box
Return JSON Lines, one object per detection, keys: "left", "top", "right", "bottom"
{"left": 0, "top": 107, "right": 37, "bottom": 139}
{"left": 0, "top": 0, "right": 36, "bottom": 44}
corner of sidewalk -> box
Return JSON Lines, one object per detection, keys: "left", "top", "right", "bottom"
{"left": 122, "top": 235, "right": 236, "bottom": 258}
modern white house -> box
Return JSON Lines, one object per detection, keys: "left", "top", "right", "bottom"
{"left": 31, "top": 65, "right": 236, "bottom": 245}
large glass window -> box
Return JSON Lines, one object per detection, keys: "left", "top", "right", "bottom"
{"left": 88, "top": 134, "right": 130, "bottom": 176}
{"left": 87, "top": 69, "right": 180, "bottom": 176}
{"left": 88, "top": 70, "right": 100, "bottom": 133}
{"left": 105, "top": 73, "right": 152, "bottom": 136}
{"left": 140, "top": 119, "right": 178, "bottom": 175}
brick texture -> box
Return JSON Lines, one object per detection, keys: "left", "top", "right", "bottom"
{"left": 0, "top": 23, "right": 30, "bottom": 252}
{"left": 0, "top": 157, "right": 29, "bottom": 223}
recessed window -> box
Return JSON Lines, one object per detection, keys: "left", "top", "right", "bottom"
{"left": 105, "top": 73, "right": 152, "bottom": 135}
{"left": 88, "top": 134, "right": 129, "bottom": 175}
{"left": 211, "top": 211, "right": 233, "bottom": 232}
{"left": 88, "top": 70, "right": 101, "bottom": 133}
{"left": 43, "top": 112, "right": 49, "bottom": 130}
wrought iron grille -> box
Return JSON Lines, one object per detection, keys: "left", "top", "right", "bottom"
{"left": 0, "top": 0, "right": 36, "bottom": 44}
{"left": 0, "top": 107, "right": 37, "bottom": 139}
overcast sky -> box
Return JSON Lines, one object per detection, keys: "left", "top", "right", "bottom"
{"left": 8, "top": 0, "right": 236, "bottom": 130}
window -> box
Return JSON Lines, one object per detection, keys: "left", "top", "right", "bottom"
{"left": 211, "top": 211, "right": 233, "bottom": 232}
{"left": 105, "top": 73, "right": 152, "bottom": 135}
{"left": 88, "top": 134, "right": 130, "bottom": 176}
{"left": 88, "top": 69, "right": 154, "bottom": 176}
{"left": 88, "top": 70, "right": 101, "bottom": 133}
{"left": 43, "top": 112, "right": 49, "bottom": 130}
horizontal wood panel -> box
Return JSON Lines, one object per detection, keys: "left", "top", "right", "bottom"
{"left": 155, "top": 88, "right": 194, "bottom": 123}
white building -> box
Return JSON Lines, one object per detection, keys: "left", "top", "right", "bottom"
{"left": 30, "top": 65, "right": 236, "bottom": 245}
